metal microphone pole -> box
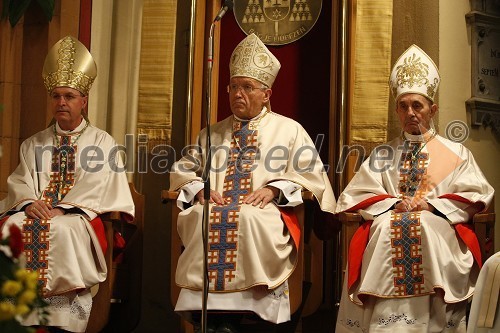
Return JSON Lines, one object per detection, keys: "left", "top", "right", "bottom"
{"left": 201, "top": 0, "right": 232, "bottom": 329}
{"left": 201, "top": 20, "right": 215, "bottom": 333}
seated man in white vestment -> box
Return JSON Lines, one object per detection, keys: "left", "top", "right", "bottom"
{"left": 335, "top": 45, "right": 494, "bottom": 333}
{"left": 0, "top": 36, "right": 135, "bottom": 332}
{"left": 169, "top": 33, "right": 336, "bottom": 333}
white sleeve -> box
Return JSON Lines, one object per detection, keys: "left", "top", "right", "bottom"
{"left": 177, "top": 181, "right": 204, "bottom": 210}
{"left": 267, "top": 180, "right": 303, "bottom": 207}
{"left": 427, "top": 198, "right": 471, "bottom": 224}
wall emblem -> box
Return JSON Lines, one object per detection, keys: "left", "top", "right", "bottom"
{"left": 234, "top": 0, "right": 322, "bottom": 45}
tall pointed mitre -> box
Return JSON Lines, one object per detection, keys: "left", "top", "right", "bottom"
{"left": 389, "top": 44, "right": 440, "bottom": 102}
{"left": 229, "top": 33, "right": 281, "bottom": 87}
{"left": 42, "top": 36, "right": 97, "bottom": 95}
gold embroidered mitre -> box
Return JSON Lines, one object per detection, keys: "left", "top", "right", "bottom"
{"left": 389, "top": 44, "right": 440, "bottom": 102}
{"left": 230, "top": 33, "right": 280, "bottom": 87}
{"left": 42, "top": 36, "right": 97, "bottom": 95}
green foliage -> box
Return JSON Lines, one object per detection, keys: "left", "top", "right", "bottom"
{"left": 1, "top": 0, "right": 55, "bottom": 27}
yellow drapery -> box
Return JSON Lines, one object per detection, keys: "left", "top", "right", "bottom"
{"left": 351, "top": 0, "right": 393, "bottom": 145}
{"left": 137, "top": 0, "right": 177, "bottom": 149}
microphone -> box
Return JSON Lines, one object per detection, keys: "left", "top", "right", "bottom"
{"left": 214, "top": 0, "right": 233, "bottom": 22}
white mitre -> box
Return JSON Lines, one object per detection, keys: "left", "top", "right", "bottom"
{"left": 229, "top": 33, "right": 281, "bottom": 88}
{"left": 389, "top": 44, "right": 440, "bottom": 102}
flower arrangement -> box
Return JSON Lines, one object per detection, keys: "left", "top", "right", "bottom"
{"left": 0, "top": 224, "right": 48, "bottom": 333}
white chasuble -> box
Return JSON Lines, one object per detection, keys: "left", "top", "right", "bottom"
{"left": 170, "top": 110, "right": 336, "bottom": 323}
{"left": 335, "top": 132, "right": 494, "bottom": 332}
{"left": 0, "top": 121, "right": 134, "bottom": 332}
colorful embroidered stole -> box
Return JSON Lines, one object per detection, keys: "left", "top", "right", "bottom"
{"left": 22, "top": 135, "right": 77, "bottom": 291}
{"left": 208, "top": 120, "right": 258, "bottom": 291}
{"left": 390, "top": 141, "right": 429, "bottom": 296}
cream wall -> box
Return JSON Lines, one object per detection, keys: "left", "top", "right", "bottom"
{"left": 439, "top": 0, "right": 499, "bottom": 251}
{"left": 89, "top": 0, "right": 142, "bottom": 148}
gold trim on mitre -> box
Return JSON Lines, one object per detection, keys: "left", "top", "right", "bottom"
{"left": 389, "top": 44, "right": 440, "bottom": 102}
{"left": 42, "top": 36, "right": 97, "bottom": 95}
{"left": 229, "top": 33, "right": 280, "bottom": 88}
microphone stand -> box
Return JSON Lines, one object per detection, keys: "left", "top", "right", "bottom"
{"left": 201, "top": 2, "right": 232, "bottom": 331}
{"left": 200, "top": 20, "right": 216, "bottom": 333}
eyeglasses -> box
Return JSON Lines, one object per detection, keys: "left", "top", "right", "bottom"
{"left": 50, "top": 93, "right": 84, "bottom": 102}
{"left": 227, "top": 84, "right": 267, "bottom": 94}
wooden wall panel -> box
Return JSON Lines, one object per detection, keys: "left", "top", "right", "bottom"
{"left": 0, "top": 0, "right": 83, "bottom": 199}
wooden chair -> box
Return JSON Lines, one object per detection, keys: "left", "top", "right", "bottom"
{"left": 161, "top": 189, "right": 324, "bottom": 332}
{"left": 86, "top": 182, "right": 145, "bottom": 333}
{"left": 472, "top": 201, "right": 496, "bottom": 262}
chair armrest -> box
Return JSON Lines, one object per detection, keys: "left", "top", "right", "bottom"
{"left": 473, "top": 212, "right": 495, "bottom": 225}
{"left": 337, "top": 211, "right": 363, "bottom": 224}
{"left": 302, "top": 190, "right": 314, "bottom": 202}
{"left": 161, "top": 190, "right": 178, "bottom": 204}
{"left": 100, "top": 211, "right": 123, "bottom": 222}
{"left": 473, "top": 211, "right": 495, "bottom": 262}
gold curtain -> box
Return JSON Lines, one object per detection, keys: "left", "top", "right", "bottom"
{"left": 137, "top": 0, "right": 177, "bottom": 148}
{"left": 351, "top": 0, "right": 393, "bottom": 145}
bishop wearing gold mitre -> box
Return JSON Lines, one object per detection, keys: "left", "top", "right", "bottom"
{"left": 0, "top": 36, "right": 134, "bottom": 332}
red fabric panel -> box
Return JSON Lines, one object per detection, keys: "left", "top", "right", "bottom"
{"left": 113, "top": 231, "right": 126, "bottom": 263}
{"left": 114, "top": 231, "right": 126, "bottom": 250}
{"left": 89, "top": 216, "right": 107, "bottom": 254}
{"left": 347, "top": 220, "right": 373, "bottom": 289}
{"left": 439, "top": 193, "right": 486, "bottom": 213}
{"left": 439, "top": 193, "right": 473, "bottom": 204}
{"left": 79, "top": 0, "right": 93, "bottom": 49}
{"left": 280, "top": 207, "right": 301, "bottom": 250}
{"left": 455, "top": 223, "right": 482, "bottom": 268}
{"left": 346, "top": 194, "right": 395, "bottom": 212}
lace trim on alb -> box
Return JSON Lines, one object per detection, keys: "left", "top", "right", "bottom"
{"left": 45, "top": 294, "right": 92, "bottom": 320}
